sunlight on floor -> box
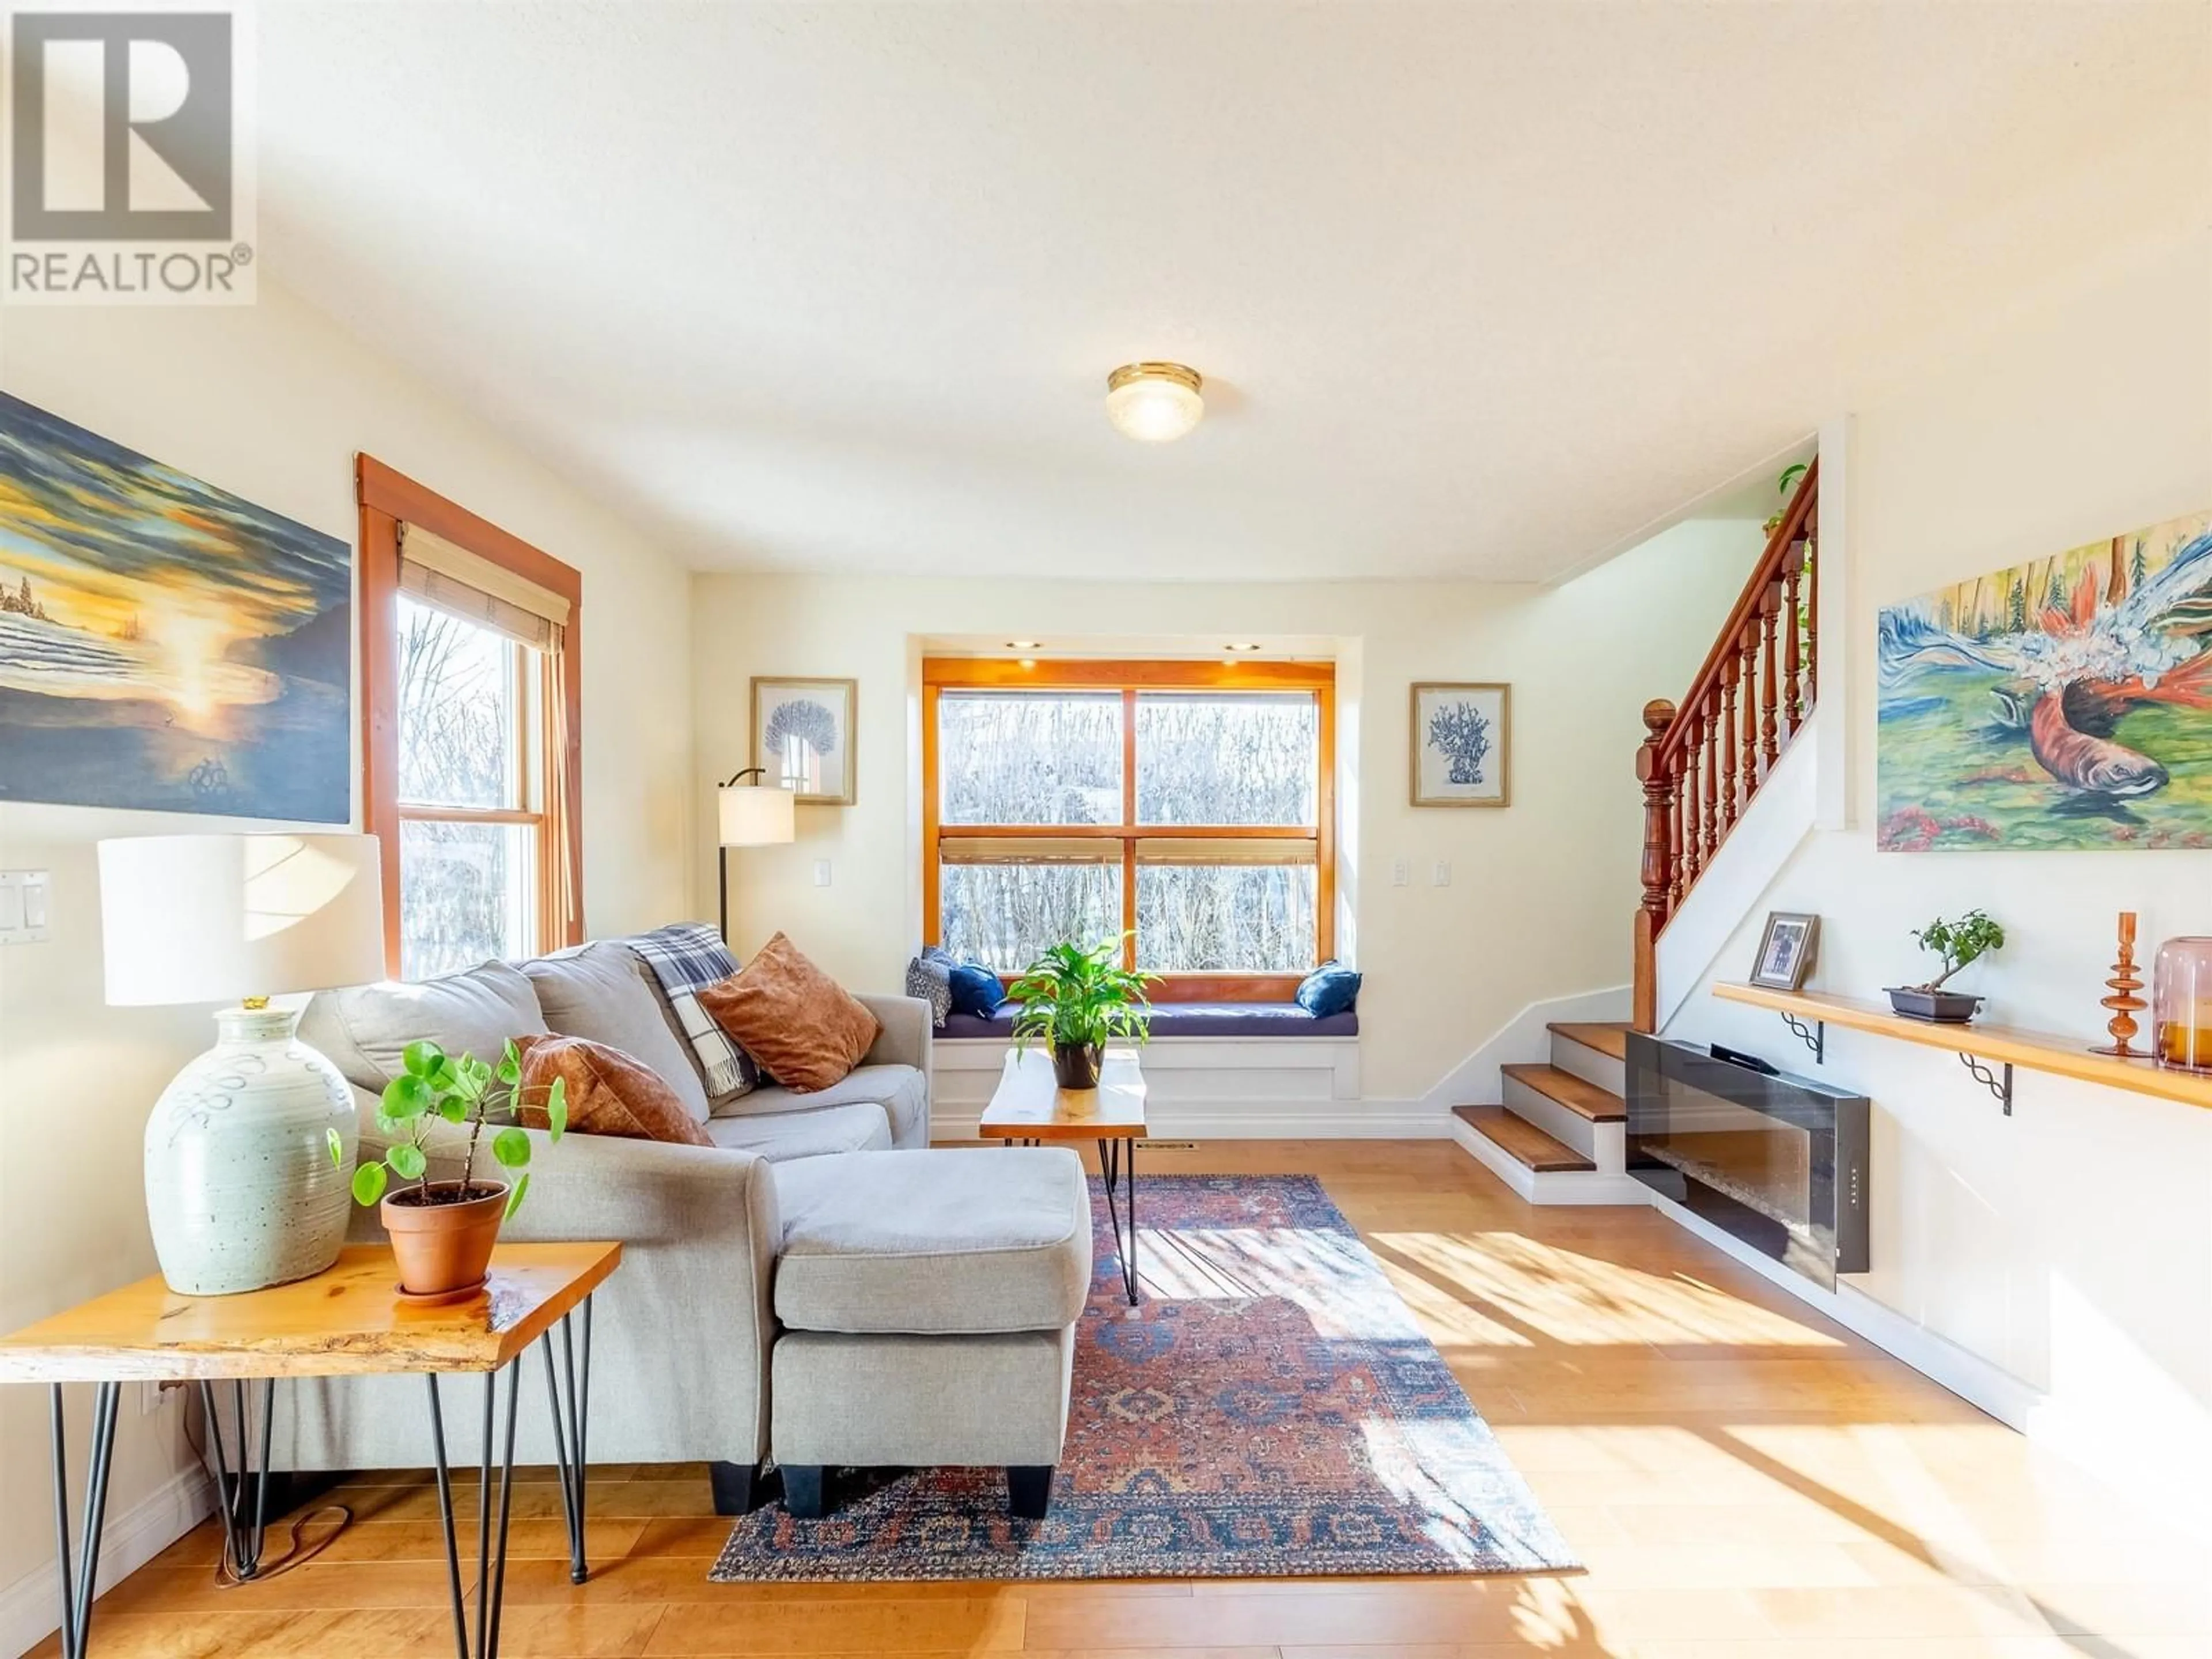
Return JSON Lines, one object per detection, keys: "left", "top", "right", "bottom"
{"left": 1374, "top": 1228, "right": 1853, "bottom": 1352}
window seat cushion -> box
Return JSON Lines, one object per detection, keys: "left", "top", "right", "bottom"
{"left": 937, "top": 1001, "right": 1357, "bottom": 1040}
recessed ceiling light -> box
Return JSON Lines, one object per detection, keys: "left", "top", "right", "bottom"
{"left": 1106, "top": 362, "right": 1204, "bottom": 442}
{"left": 1224, "top": 642, "right": 1262, "bottom": 652}
{"left": 1006, "top": 640, "right": 1040, "bottom": 650}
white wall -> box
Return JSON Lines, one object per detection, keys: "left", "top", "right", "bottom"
{"left": 692, "top": 517, "right": 1759, "bottom": 1105}
{"left": 1665, "top": 232, "right": 2212, "bottom": 1532}
{"left": 0, "top": 283, "right": 696, "bottom": 1642}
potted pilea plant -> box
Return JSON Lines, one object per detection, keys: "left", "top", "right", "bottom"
{"left": 326, "top": 1039, "right": 566, "bottom": 1296}
{"left": 1010, "top": 937, "right": 1154, "bottom": 1090}
{"left": 1888, "top": 910, "right": 2006, "bottom": 1023}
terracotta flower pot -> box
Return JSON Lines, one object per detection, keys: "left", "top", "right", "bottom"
{"left": 1051, "top": 1041, "right": 1104, "bottom": 1090}
{"left": 381, "top": 1181, "right": 508, "bottom": 1296}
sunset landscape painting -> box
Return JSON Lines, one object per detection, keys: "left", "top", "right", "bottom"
{"left": 0, "top": 393, "right": 350, "bottom": 820}
{"left": 1877, "top": 509, "right": 2212, "bottom": 851}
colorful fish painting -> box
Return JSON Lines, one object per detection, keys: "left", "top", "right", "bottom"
{"left": 0, "top": 392, "right": 351, "bottom": 820}
{"left": 1876, "top": 510, "right": 2212, "bottom": 851}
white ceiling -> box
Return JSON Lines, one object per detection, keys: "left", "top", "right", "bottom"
{"left": 260, "top": 2, "right": 2210, "bottom": 583}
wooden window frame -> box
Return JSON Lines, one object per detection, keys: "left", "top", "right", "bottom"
{"left": 921, "top": 657, "right": 1336, "bottom": 1002}
{"left": 358, "top": 456, "right": 584, "bottom": 976}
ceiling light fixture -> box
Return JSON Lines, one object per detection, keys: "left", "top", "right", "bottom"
{"left": 1006, "top": 640, "right": 1041, "bottom": 650}
{"left": 1106, "top": 362, "right": 1204, "bottom": 442}
{"left": 1224, "top": 642, "right": 1262, "bottom": 652}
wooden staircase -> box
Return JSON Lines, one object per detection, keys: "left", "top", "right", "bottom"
{"left": 1449, "top": 1021, "right": 1647, "bottom": 1203}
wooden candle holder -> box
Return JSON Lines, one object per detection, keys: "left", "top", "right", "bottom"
{"left": 2089, "top": 910, "right": 2146, "bottom": 1058}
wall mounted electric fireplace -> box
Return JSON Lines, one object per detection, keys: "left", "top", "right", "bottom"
{"left": 1626, "top": 1033, "right": 1869, "bottom": 1288}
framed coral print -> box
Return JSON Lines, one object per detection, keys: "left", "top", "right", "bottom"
{"left": 752, "top": 676, "right": 856, "bottom": 805}
{"left": 1411, "top": 682, "right": 1510, "bottom": 806}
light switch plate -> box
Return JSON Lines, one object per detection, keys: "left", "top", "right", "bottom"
{"left": 1391, "top": 858, "right": 1410, "bottom": 888}
{"left": 1432, "top": 859, "right": 1451, "bottom": 887}
{"left": 812, "top": 860, "right": 832, "bottom": 888}
{"left": 0, "top": 870, "right": 48, "bottom": 944}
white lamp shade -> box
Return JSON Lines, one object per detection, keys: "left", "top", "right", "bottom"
{"left": 719, "top": 783, "right": 797, "bottom": 847}
{"left": 99, "top": 833, "right": 386, "bottom": 1007}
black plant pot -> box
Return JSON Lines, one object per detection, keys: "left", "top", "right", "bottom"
{"left": 1051, "top": 1041, "right": 1104, "bottom": 1090}
{"left": 1886, "top": 986, "right": 1984, "bottom": 1024}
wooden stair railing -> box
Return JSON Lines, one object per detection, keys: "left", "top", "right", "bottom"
{"left": 1633, "top": 457, "right": 1819, "bottom": 1032}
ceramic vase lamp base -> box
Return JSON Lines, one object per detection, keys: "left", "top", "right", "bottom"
{"left": 144, "top": 1003, "right": 359, "bottom": 1297}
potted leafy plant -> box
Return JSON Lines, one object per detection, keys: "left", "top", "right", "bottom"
{"left": 1009, "top": 937, "right": 1154, "bottom": 1089}
{"left": 326, "top": 1039, "right": 567, "bottom": 1296}
{"left": 1888, "top": 910, "right": 2005, "bottom": 1023}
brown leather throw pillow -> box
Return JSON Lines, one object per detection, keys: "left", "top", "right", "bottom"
{"left": 514, "top": 1035, "right": 713, "bottom": 1147}
{"left": 697, "top": 932, "right": 881, "bottom": 1095}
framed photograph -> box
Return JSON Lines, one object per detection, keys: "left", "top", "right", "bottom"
{"left": 751, "top": 676, "right": 856, "bottom": 805}
{"left": 1411, "top": 683, "right": 1510, "bottom": 806}
{"left": 1750, "top": 911, "right": 1820, "bottom": 991}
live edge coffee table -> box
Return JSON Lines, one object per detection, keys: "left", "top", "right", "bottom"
{"left": 0, "top": 1241, "right": 619, "bottom": 1659}
{"left": 979, "top": 1047, "right": 1147, "bottom": 1305}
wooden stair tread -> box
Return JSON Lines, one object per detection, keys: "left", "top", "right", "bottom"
{"left": 1502, "top": 1061, "right": 1627, "bottom": 1122}
{"left": 1452, "top": 1105, "right": 1596, "bottom": 1173}
{"left": 1547, "top": 1021, "right": 1630, "bottom": 1060}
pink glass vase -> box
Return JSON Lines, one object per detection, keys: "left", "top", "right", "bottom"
{"left": 2152, "top": 936, "right": 2212, "bottom": 1073}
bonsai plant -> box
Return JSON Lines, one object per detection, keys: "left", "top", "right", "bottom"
{"left": 1009, "top": 937, "right": 1154, "bottom": 1089}
{"left": 327, "top": 1039, "right": 566, "bottom": 1296}
{"left": 1888, "top": 910, "right": 2006, "bottom": 1023}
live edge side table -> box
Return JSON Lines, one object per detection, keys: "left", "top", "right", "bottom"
{"left": 0, "top": 1241, "right": 620, "bottom": 1659}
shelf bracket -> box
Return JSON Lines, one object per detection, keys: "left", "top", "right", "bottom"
{"left": 1778, "top": 1011, "right": 1824, "bottom": 1065}
{"left": 1959, "top": 1053, "right": 2014, "bottom": 1115}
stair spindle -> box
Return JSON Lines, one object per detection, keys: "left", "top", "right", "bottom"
{"left": 1782, "top": 551, "right": 1804, "bottom": 732}
{"left": 1718, "top": 662, "right": 1740, "bottom": 832}
{"left": 1802, "top": 524, "right": 1818, "bottom": 705}
{"left": 1668, "top": 747, "right": 1688, "bottom": 908}
{"left": 1681, "top": 717, "right": 1703, "bottom": 884}
{"left": 1737, "top": 613, "right": 1762, "bottom": 790}
{"left": 1702, "top": 691, "right": 1721, "bottom": 859}
{"left": 1759, "top": 584, "right": 1781, "bottom": 770}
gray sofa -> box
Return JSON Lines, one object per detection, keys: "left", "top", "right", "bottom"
{"left": 272, "top": 936, "right": 934, "bottom": 1506}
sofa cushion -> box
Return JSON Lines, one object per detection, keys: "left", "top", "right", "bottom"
{"left": 699, "top": 932, "right": 880, "bottom": 1094}
{"left": 522, "top": 942, "right": 711, "bottom": 1123}
{"left": 772, "top": 1147, "right": 1092, "bottom": 1335}
{"left": 299, "top": 961, "right": 548, "bottom": 1094}
{"left": 715, "top": 1063, "right": 926, "bottom": 1145}
{"left": 703, "top": 1103, "right": 891, "bottom": 1161}
{"left": 937, "top": 1001, "right": 1358, "bottom": 1039}
{"left": 515, "top": 1035, "right": 713, "bottom": 1147}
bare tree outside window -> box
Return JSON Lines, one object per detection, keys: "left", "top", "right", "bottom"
{"left": 396, "top": 594, "right": 534, "bottom": 979}
{"left": 937, "top": 685, "right": 1321, "bottom": 972}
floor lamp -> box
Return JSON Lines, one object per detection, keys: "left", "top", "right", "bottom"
{"left": 717, "top": 767, "right": 797, "bottom": 941}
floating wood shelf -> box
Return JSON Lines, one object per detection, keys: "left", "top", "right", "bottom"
{"left": 1713, "top": 983, "right": 2212, "bottom": 1114}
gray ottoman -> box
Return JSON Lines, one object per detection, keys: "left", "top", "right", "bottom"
{"left": 767, "top": 1146, "right": 1092, "bottom": 1518}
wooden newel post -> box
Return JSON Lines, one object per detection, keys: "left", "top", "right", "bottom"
{"left": 1634, "top": 698, "right": 1677, "bottom": 1034}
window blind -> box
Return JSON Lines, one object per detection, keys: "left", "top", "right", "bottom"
{"left": 399, "top": 522, "right": 571, "bottom": 650}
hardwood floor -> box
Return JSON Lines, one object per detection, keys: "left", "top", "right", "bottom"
{"left": 43, "top": 1141, "right": 2207, "bottom": 1658}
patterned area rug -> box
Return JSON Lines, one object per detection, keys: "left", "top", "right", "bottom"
{"left": 709, "top": 1173, "right": 1577, "bottom": 1582}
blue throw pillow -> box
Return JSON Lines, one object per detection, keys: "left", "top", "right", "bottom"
{"left": 1296, "top": 961, "right": 1361, "bottom": 1018}
{"left": 948, "top": 961, "right": 1005, "bottom": 1019}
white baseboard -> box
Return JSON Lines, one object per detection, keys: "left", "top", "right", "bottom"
{"left": 1447, "top": 1113, "right": 1650, "bottom": 1205}
{"left": 1, "top": 1464, "right": 213, "bottom": 1659}
{"left": 1646, "top": 1188, "right": 2046, "bottom": 1431}
{"left": 935, "top": 1098, "right": 1446, "bottom": 1142}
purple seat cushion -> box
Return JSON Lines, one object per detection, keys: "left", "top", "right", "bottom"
{"left": 937, "top": 1002, "right": 1357, "bottom": 1040}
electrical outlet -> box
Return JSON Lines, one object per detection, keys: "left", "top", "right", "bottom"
{"left": 137, "top": 1380, "right": 178, "bottom": 1416}
{"left": 1391, "top": 858, "right": 1410, "bottom": 887}
{"left": 812, "top": 859, "right": 832, "bottom": 888}
{"left": 1432, "top": 859, "right": 1451, "bottom": 887}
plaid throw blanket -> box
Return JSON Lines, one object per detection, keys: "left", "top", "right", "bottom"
{"left": 628, "top": 923, "right": 757, "bottom": 1099}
